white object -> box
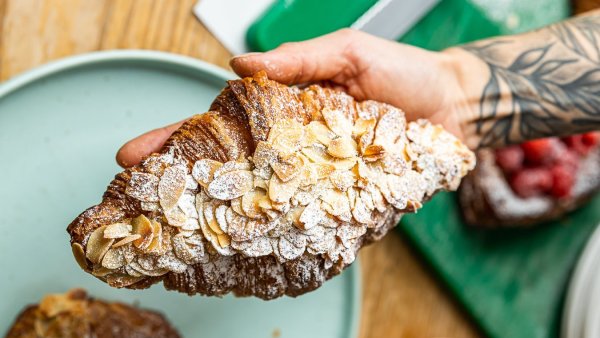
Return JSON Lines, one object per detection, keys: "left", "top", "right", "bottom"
{"left": 194, "top": 0, "right": 275, "bottom": 55}
{"left": 352, "top": 0, "right": 439, "bottom": 40}
{"left": 562, "top": 223, "right": 600, "bottom": 338}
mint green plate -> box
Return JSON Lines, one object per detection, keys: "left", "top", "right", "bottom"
{"left": 0, "top": 50, "right": 360, "bottom": 337}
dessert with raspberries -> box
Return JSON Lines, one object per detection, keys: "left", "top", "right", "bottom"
{"left": 459, "top": 132, "right": 600, "bottom": 227}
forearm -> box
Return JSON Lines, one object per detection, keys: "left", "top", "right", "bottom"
{"left": 447, "top": 10, "right": 600, "bottom": 149}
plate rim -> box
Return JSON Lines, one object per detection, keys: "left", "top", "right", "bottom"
{"left": 0, "top": 49, "right": 361, "bottom": 338}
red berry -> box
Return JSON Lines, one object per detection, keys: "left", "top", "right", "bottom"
{"left": 521, "top": 138, "right": 560, "bottom": 165}
{"left": 495, "top": 146, "right": 524, "bottom": 173}
{"left": 550, "top": 164, "right": 576, "bottom": 198}
{"left": 563, "top": 134, "right": 589, "bottom": 155}
{"left": 509, "top": 168, "right": 553, "bottom": 198}
{"left": 582, "top": 132, "right": 600, "bottom": 150}
{"left": 556, "top": 149, "right": 580, "bottom": 171}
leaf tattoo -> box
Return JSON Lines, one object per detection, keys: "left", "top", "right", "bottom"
{"left": 461, "top": 13, "right": 600, "bottom": 148}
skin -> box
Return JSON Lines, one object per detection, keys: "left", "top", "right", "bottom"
{"left": 117, "top": 10, "right": 600, "bottom": 168}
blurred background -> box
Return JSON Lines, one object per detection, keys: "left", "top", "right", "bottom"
{"left": 1, "top": 1, "right": 599, "bottom": 337}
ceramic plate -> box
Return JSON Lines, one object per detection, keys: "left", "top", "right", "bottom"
{"left": 0, "top": 50, "right": 360, "bottom": 337}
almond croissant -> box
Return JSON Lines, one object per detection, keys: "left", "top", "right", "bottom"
{"left": 5, "top": 289, "right": 180, "bottom": 338}
{"left": 67, "top": 71, "right": 475, "bottom": 299}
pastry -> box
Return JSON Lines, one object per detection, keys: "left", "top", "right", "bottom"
{"left": 4, "top": 289, "right": 180, "bottom": 338}
{"left": 460, "top": 133, "right": 600, "bottom": 227}
{"left": 67, "top": 71, "right": 475, "bottom": 299}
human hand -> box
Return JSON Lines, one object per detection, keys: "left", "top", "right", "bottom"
{"left": 117, "top": 29, "right": 475, "bottom": 167}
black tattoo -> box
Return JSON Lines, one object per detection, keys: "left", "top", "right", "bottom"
{"left": 461, "top": 13, "right": 600, "bottom": 147}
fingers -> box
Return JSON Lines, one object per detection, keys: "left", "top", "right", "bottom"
{"left": 116, "top": 120, "right": 185, "bottom": 168}
{"left": 230, "top": 29, "right": 364, "bottom": 85}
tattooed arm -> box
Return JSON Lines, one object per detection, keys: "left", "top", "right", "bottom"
{"left": 448, "top": 9, "right": 600, "bottom": 148}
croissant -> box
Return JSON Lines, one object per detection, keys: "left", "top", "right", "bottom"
{"left": 5, "top": 289, "right": 180, "bottom": 338}
{"left": 67, "top": 71, "right": 475, "bottom": 299}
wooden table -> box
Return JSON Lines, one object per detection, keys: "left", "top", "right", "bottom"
{"left": 0, "top": 1, "right": 481, "bottom": 336}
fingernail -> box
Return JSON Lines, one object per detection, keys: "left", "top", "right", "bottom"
{"left": 231, "top": 52, "right": 262, "bottom": 60}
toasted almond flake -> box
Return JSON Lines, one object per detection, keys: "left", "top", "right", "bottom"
{"left": 214, "top": 160, "right": 252, "bottom": 178}
{"left": 257, "top": 195, "right": 273, "bottom": 210}
{"left": 358, "top": 130, "right": 375, "bottom": 154}
{"left": 131, "top": 215, "right": 153, "bottom": 250}
{"left": 268, "top": 119, "right": 303, "bottom": 143}
{"left": 164, "top": 206, "right": 187, "bottom": 227}
{"left": 103, "top": 223, "right": 132, "bottom": 239}
{"left": 331, "top": 157, "right": 357, "bottom": 171}
{"left": 146, "top": 220, "right": 163, "bottom": 252}
{"left": 203, "top": 202, "right": 224, "bottom": 235}
{"left": 374, "top": 109, "right": 405, "bottom": 147}
{"left": 192, "top": 159, "right": 223, "bottom": 187}
{"left": 141, "top": 202, "right": 159, "bottom": 212}
{"left": 71, "top": 243, "right": 89, "bottom": 271}
{"left": 353, "top": 118, "right": 376, "bottom": 138}
{"left": 85, "top": 226, "right": 114, "bottom": 264}
{"left": 272, "top": 153, "right": 303, "bottom": 182}
{"left": 288, "top": 207, "right": 305, "bottom": 227}
{"left": 129, "top": 262, "right": 169, "bottom": 277}
{"left": 352, "top": 196, "right": 372, "bottom": 224}
{"left": 311, "top": 163, "right": 335, "bottom": 179}
{"left": 242, "top": 190, "right": 266, "bottom": 219}
{"left": 253, "top": 141, "right": 279, "bottom": 169}
{"left": 254, "top": 177, "right": 269, "bottom": 190}
{"left": 273, "top": 128, "right": 304, "bottom": 154}
{"left": 363, "top": 145, "right": 385, "bottom": 162}
{"left": 301, "top": 146, "right": 332, "bottom": 164}
{"left": 158, "top": 165, "right": 187, "bottom": 210}
{"left": 207, "top": 170, "right": 253, "bottom": 200}
{"left": 327, "top": 137, "right": 358, "bottom": 158}
{"left": 230, "top": 197, "right": 246, "bottom": 216}
{"left": 112, "top": 234, "right": 141, "bottom": 248}
{"left": 278, "top": 236, "right": 305, "bottom": 260}
{"left": 329, "top": 170, "right": 356, "bottom": 191}
{"left": 92, "top": 266, "right": 114, "bottom": 277}
{"left": 125, "top": 172, "right": 159, "bottom": 202}
{"left": 101, "top": 247, "right": 126, "bottom": 269}
{"left": 298, "top": 201, "right": 325, "bottom": 230}
{"left": 269, "top": 174, "right": 300, "bottom": 204}
{"left": 178, "top": 229, "right": 196, "bottom": 237}
{"left": 217, "top": 234, "right": 231, "bottom": 248}
{"left": 322, "top": 108, "right": 352, "bottom": 137}
{"left": 306, "top": 121, "right": 334, "bottom": 146}
{"left": 106, "top": 274, "right": 144, "bottom": 288}
{"left": 321, "top": 189, "right": 351, "bottom": 218}
{"left": 215, "top": 205, "right": 229, "bottom": 232}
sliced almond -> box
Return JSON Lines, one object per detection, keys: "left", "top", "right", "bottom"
{"left": 253, "top": 177, "right": 269, "bottom": 190}
{"left": 288, "top": 207, "right": 305, "bottom": 227}
{"left": 252, "top": 141, "right": 279, "bottom": 169}
{"left": 106, "top": 274, "right": 144, "bottom": 288}
{"left": 268, "top": 119, "right": 303, "bottom": 143}
{"left": 71, "top": 243, "right": 89, "bottom": 271}
{"left": 131, "top": 215, "right": 153, "bottom": 250}
{"left": 146, "top": 220, "right": 163, "bottom": 252}
{"left": 306, "top": 121, "right": 334, "bottom": 146}
{"left": 101, "top": 247, "right": 126, "bottom": 269}
{"left": 242, "top": 190, "right": 266, "bottom": 219}
{"left": 92, "top": 266, "right": 114, "bottom": 277}
{"left": 352, "top": 196, "right": 373, "bottom": 224}
{"left": 85, "top": 226, "right": 114, "bottom": 264}
{"left": 112, "top": 234, "right": 141, "bottom": 248}
{"left": 358, "top": 130, "right": 375, "bottom": 154}
{"left": 192, "top": 159, "right": 223, "bottom": 187}
{"left": 164, "top": 206, "right": 187, "bottom": 227}
{"left": 363, "top": 145, "right": 385, "bottom": 162}
{"left": 273, "top": 127, "right": 304, "bottom": 154}
{"left": 203, "top": 202, "right": 224, "bottom": 235}
{"left": 214, "top": 204, "right": 229, "bottom": 233}
{"left": 330, "top": 157, "right": 357, "bottom": 171}
{"left": 374, "top": 109, "right": 405, "bottom": 147}
{"left": 321, "top": 189, "right": 352, "bottom": 221}
{"left": 269, "top": 174, "right": 300, "bottom": 204}
{"left": 217, "top": 233, "right": 232, "bottom": 248}
{"left": 311, "top": 163, "right": 335, "bottom": 179}
{"left": 158, "top": 165, "right": 187, "bottom": 210}
{"left": 322, "top": 108, "right": 352, "bottom": 137}
{"left": 329, "top": 170, "right": 356, "bottom": 191}
{"left": 301, "top": 146, "right": 333, "bottom": 164}
{"left": 353, "top": 118, "right": 376, "bottom": 138}
{"left": 298, "top": 201, "right": 325, "bottom": 230}
{"left": 125, "top": 172, "right": 159, "bottom": 202}
{"left": 257, "top": 195, "right": 273, "bottom": 210}
{"left": 103, "top": 223, "right": 132, "bottom": 239}
{"left": 230, "top": 197, "right": 246, "bottom": 216}
{"left": 328, "top": 137, "right": 358, "bottom": 158}
{"left": 207, "top": 170, "right": 253, "bottom": 200}
{"left": 272, "top": 153, "right": 303, "bottom": 182}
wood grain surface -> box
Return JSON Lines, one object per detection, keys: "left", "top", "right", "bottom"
{"left": 0, "top": 1, "right": 488, "bottom": 337}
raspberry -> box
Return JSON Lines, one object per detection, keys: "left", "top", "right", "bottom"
{"left": 582, "top": 132, "right": 600, "bottom": 148}
{"left": 521, "top": 138, "right": 560, "bottom": 165}
{"left": 509, "top": 168, "right": 553, "bottom": 198}
{"left": 495, "top": 146, "right": 524, "bottom": 173}
{"left": 562, "top": 134, "right": 589, "bottom": 155}
{"left": 550, "top": 164, "right": 576, "bottom": 198}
